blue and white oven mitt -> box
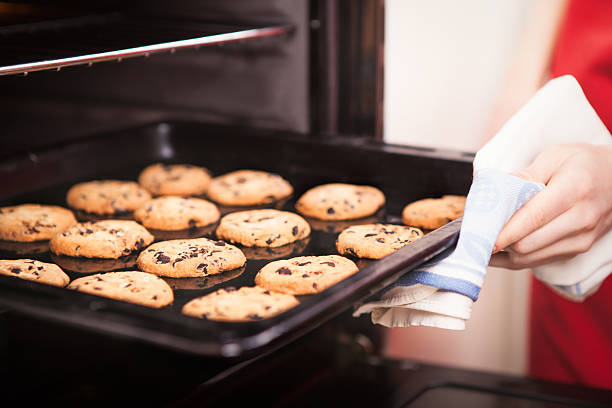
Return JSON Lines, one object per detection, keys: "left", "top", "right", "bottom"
{"left": 353, "top": 75, "right": 612, "bottom": 329}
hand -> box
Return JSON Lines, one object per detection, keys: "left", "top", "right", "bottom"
{"left": 490, "top": 143, "right": 612, "bottom": 269}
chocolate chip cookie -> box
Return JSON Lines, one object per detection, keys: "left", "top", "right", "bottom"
{"left": 182, "top": 286, "right": 299, "bottom": 321}
{"left": 206, "top": 170, "right": 293, "bottom": 206}
{"left": 49, "top": 220, "right": 154, "bottom": 258}
{"left": 137, "top": 238, "right": 246, "bottom": 278}
{"left": 255, "top": 255, "right": 359, "bottom": 295}
{"left": 0, "top": 204, "right": 77, "bottom": 242}
{"left": 138, "top": 163, "right": 212, "bottom": 196}
{"left": 215, "top": 209, "right": 310, "bottom": 248}
{"left": 336, "top": 224, "right": 423, "bottom": 259}
{"left": 67, "top": 271, "right": 173, "bottom": 308}
{"left": 401, "top": 195, "right": 466, "bottom": 230}
{"left": 134, "top": 196, "right": 220, "bottom": 231}
{"left": 66, "top": 180, "right": 151, "bottom": 215}
{"left": 0, "top": 259, "right": 69, "bottom": 287}
{"left": 295, "top": 183, "right": 385, "bottom": 220}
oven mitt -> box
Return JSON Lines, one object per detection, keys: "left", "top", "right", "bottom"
{"left": 354, "top": 75, "right": 612, "bottom": 329}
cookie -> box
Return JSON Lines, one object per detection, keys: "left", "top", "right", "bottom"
{"left": 51, "top": 253, "right": 138, "bottom": 274}
{"left": 254, "top": 255, "right": 359, "bottom": 295}
{"left": 67, "top": 271, "right": 173, "bottom": 308}
{"left": 206, "top": 170, "right": 293, "bottom": 206}
{"left": 66, "top": 180, "right": 151, "bottom": 215}
{"left": 295, "top": 183, "right": 385, "bottom": 220}
{"left": 0, "top": 259, "right": 69, "bottom": 287}
{"left": 336, "top": 224, "right": 423, "bottom": 259}
{"left": 401, "top": 195, "right": 466, "bottom": 230}
{"left": 49, "top": 220, "right": 154, "bottom": 259}
{"left": 134, "top": 196, "right": 220, "bottom": 231}
{"left": 0, "top": 204, "right": 77, "bottom": 242}
{"left": 138, "top": 163, "right": 212, "bottom": 196}
{"left": 137, "top": 238, "right": 246, "bottom": 278}
{"left": 215, "top": 209, "right": 310, "bottom": 248}
{"left": 182, "top": 286, "right": 299, "bottom": 321}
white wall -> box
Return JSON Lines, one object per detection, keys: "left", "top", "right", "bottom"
{"left": 383, "top": 0, "right": 533, "bottom": 376}
{"left": 384, "top": 0, "right": 530, "bottom": 152}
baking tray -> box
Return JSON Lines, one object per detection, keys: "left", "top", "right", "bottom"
{"left": 0, "top": 121, "right": 472, "bottom": 358}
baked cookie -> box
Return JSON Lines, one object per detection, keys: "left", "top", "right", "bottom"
{"left": 295, "top": 183, "right": 385, "bottom": 221}
{"left": 255, "top": 255, "right": 359, "bottom": 295}
{"left": 49, "top": 220, "right": 154, "bottom": 259}
{"left": 401, "top": 195, "right": 466, "bottom": 230}
{"left": 215, "top": 209, "right": 310, "bottom": 248}
{"left": 137, "top": 238, "right": 246, "bottom": 278}
{"left": 0, "top": 204, "right": 77, "bottom": 242}
{"left": 67, "top": 271, "right": 173, "bottom": 308}
{"left": 66, "top": 180, "right": 151, "bottom": 215}
{"left": 206, "top": 170, "right": 293, "bottom": 206}
{"left": 336, "top": 224, "right": 423, "bottom": 259}
{"left": 134, "top": 196, "right": 220, "bottom": 231}
{"left": 138, "top": 163, "right": 212, "bottom": 196}
{"left": 0, "top": 259, "right": 69, "bottom": 287}
{"left": 182, "top": 286, "right": 299, "bottom": 321}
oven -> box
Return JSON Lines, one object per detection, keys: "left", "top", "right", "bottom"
{"left": 1, "top": 1, "right": 611, "bottom": 407}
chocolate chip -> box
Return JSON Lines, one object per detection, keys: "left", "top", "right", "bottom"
{"left": 37, "top": 266, "right": 43, "bottom": 271}
{"left": 155, "top": 253, "right": 171, "bottom": 264}
{"left": 265, "top": 306, "right": 271, "bottom": 310}
{"left": 327, "top": 207, "right": 335, "bottom": 214}
{"left": 95, "top": 277, "right": 104, "bottom": 281}
{"left": 376, "top": 238, "right": 385, "bottom": 243}
{"left": 264, "top": 290, "right": 271, "bottom": 295}
{"left": 197, "top": 263, "right": 208, "bottom": 272}
{"left": 85, "top": 228, "right": 94, "bottom": 234}
{"left": 302, "top": 274, "right": 309, "bottom": 278}
{"left": 172, "top": 258, "right": 184, "bottom": 266}
{"left": 345, "top": 247, "right": 357, "bottom": 257}
{"left": 312, "top": 283, "right": 318, "bottom": 289}
{"left": 292, "top": 226, "right": 299, "bottom": 236}
{"left": 214, "top": 241, "right": 226, "bottom": 246}
{"left": 276, "top": 267, "right": 291, "bottom": 275}
{"left": 248, "top": 314, "right": 263, "bottom": 321}
{"left": 93, "top": 287, "right": 102, "bottom": 291}
{"left": 266, "top": 237, "right": 275, "bottom": 245}
{"left": 10, "top": 268, "right": 21, "bottom": 274}
{"left": 236, "top": 177, "right": 247, "bottom": 184}
{"left": 135, "top": 238, "right": 145, "bottom": 250}
{"left": 152, "top": 295, "right": 158, "bottom": 300}
{"left": 264, "top": 195, "right": 276, "bottom": 201}
{"left": 225, "top": 286, "right": 237, "bottom": 292}
{"left": 296, "top": 261, "right": 311, "bottom": 266}
{"left": 188, "top": 219, "right": 197, "bottom": 228}
{"left": 364, "top": 233, "right": 377, "bottom": 237}
{"left": 320, "top": 261, "right": 335, "bottom": 267}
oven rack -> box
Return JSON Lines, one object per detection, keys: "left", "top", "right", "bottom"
{"left": 0, "top": 12, "right": 291, "bottom": 76}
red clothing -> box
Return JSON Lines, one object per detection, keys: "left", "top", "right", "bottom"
{"left": 529, "top": 0, "right": 612, "bottom": 389}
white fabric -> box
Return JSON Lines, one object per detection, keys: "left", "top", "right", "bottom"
{"left": 354, "top": 75, "right": 612, "bottom": 329}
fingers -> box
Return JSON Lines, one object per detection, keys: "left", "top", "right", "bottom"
{"left": 494, "top": 171, "right": 582, "bottom": 251}
{"left": 490, "top": 229, "right": 598, "bottom": 269}
{"left": 509, "top": 204, "right": 596, "bottom": 254}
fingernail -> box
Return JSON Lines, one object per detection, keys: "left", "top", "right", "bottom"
{"left": 492, "top": 245, "right": 499, "bottom": 254}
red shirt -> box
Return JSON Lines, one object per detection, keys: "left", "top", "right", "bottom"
{"left": 529, "top": 0, "right": 612, "bottom": 389}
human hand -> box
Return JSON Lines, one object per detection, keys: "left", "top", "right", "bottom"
{"left": 490, "top": 143, "right": 612, "bottom": 269}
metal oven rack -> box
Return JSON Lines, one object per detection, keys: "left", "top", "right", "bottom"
{"left": 0, "top": 12, "right": 291, "bottom": 76}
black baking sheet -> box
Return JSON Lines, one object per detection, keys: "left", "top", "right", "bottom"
{"left": 0, "top": 121, "right": 471, "bottom": 358}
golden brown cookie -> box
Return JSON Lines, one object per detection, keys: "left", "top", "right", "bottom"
{"left": 215, "top": 209, "right": 310, "bottom": 248}
{"left": 67, "top": 271, "right": 173, "bottom": 308}
{"left": 401, "top": 195, "right": 466, "bottom": 230}
{"left": 49, "top": 220, "right": 154, "bottom": 259}
{"left": 66, "top": 180, "right": 151, "bottom": 215}
{"left": 182, "top": 286, "right": 299, "bottom": 321}
{"left": 206, "top": 170, "right": 293, "bottom": 206}
{"left": 295, "top": 183, "right": 385, "bottom": 220}
{"left": 137, "top": 238, "right": 246, "bottom": 278}
{"left": 0, "top": 259, "right": 69, "bottom": 287}
{"left": 336, "top": 224, "right": 423, "bottom": 259}
{"left": 138, "top": 163, "right": 212, "bottom": 196}
{"left": 134, "top": 196, "right": 220, "bottom": 231}
{"left": 0, "top": 204, "right": 77, "bottom": 242}
{"left": 255, "top": 255, "right": 359, "bottom": 295}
